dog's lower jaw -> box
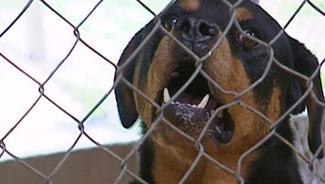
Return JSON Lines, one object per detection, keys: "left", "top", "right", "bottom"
{"left": 150, "top": 130, "right": 257, "bottom": 184}
{"left": 151, "top": 140, "right": 205, "bottom": 184}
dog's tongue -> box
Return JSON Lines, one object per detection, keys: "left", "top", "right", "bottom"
{"left": 164, "top": 103, "right": 210, "bottom": 128}
{"left": 163, "top": 102, "right": 232, "bottom": 143}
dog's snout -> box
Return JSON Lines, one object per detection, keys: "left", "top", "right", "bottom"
{"left": 177, "top": 17, "right": 219, "bottom": 42}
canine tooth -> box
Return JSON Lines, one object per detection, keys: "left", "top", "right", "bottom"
{"left": 164, "top": 88, "right": 171, "bottom": 103}
{"left": 190, "top": 104, "right": 197, "bottom": 108}
{"left": 197, "top": 95, "right": 210, "bottom": 109}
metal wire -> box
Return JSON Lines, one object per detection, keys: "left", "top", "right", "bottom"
{"left": 0, "top": 0, "right": 324, "bottom": 183}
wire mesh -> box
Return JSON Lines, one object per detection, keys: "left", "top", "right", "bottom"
{"left": 0, "top": 0, "right": 324, "bottom": 183}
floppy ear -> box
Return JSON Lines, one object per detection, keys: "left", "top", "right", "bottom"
{"left": 115, "top": 18, "right": 165, "bottom": 128}
{"left": 114, "top": 27, "right": 146, "bottom": 128}
{"left": 289, "top": 37, "right": 324, "bottom": 158}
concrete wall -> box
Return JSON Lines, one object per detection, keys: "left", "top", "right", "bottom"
{"left": 0, "top": 144, "right": 139, "bottom": 184}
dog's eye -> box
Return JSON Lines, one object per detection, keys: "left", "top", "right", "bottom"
{"left": 238, "top": 29, "right": 259, "bottom": 49}
{"left": 163, "top": 16, "right": 178, "bottom": 31}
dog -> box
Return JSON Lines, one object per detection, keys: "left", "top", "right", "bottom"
{"left": 114, "top": 0, "right": 324, "bottom": 183}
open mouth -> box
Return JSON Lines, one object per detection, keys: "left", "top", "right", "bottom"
{"left": 160, "top": 61, "right": 234, "bottom": 144}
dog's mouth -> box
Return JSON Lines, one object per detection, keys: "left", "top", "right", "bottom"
{"left": 160, "top": 61, "right": 234, "bottom": 144}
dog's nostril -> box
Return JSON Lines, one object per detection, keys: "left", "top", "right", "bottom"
{"left": 198, "top": 21, "right": 218, "bottom": 37}
{"left": 178, "top": 17, "right": 218, "bottom": 40}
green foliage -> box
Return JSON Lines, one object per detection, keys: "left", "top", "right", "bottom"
{"left": 314, "top": 0, "right": 325, "bottom": 9}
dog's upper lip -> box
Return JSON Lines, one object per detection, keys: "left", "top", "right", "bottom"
{"left": 181, "top": 39, "right": 211, "bottom": 57}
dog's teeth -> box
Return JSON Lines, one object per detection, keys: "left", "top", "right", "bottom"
{"left": 164, "top": 88, "right": 171, "bottom": 103}
{"left": 197, "top": 95, "right": 210, "bottom": 109}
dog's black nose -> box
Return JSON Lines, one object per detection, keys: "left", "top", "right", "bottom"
{"left": 177, "top": 17, "right": 219, "bottom": 43}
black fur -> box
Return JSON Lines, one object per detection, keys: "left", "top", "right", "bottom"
{"left": 130, "top": 137, "right": 154, "bottom": 184}
{"left": 115, "top": 0, "right": 324, "bottom": 183}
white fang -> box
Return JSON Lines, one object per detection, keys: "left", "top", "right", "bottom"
{"left": 164, "top": 88, "right": 171, "bottom": 103}
{"left": 197, "top": 95, "right": 210, "bottom": 109}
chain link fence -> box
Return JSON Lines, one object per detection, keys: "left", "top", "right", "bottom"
{"left": 0, "top": 0, "right": 325, "bottom": 183}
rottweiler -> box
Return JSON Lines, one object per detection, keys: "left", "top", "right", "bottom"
{"left": 114, "top": 0, "right": 324, "bottom": 183}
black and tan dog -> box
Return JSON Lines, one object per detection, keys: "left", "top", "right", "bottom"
{"left": 114, "top": 0, "right": 324, "bottom": 183}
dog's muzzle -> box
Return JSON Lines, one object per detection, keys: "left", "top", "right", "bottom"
{"left": 158, "top": 16, "right": 235, "bottom": 144}
{"left": 175, "top": 16, "right": 220, "bottom": 57}
{"left": 160, "top": 59, "right": 234, "bottom": 144}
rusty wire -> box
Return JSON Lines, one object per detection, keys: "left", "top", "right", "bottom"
{"left": 0, "top": 0, "right": 324, "bottom": 184}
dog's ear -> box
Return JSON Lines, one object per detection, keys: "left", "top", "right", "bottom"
{"left": 114, "top": 28, "right": 146, "bottom": 128}
{"left": 289, "top": 37, "right": 324, "bottom": 158}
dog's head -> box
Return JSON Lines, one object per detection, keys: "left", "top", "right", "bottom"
{"left": 115, "top": 0, "right": 324, "bottom": 158}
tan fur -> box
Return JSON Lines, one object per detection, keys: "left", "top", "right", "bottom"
{"left": 134, "top": 28, "right": 282, "bottom": 183}
{"left": 266, "top": 87, "right": 281, "bottom": 122}
{"left": 153, "top": 135, "right": 258, "bottom": 184}
{"left": 179, "top": 0, "right": 200, "bottom": 12}
{"left": 153, "top": 141, "right": 206, "bottom": 184}
{"left": 140, "top": 34, "right": 279, "bottom": 183}
{"left": 235, "top": 7, "right": 253, "bottom": 22}
{"left": 117, "top": 0, "right": 325, "bottom": 183}
{"left": 133, "top": 36, "right": 176, "bottom": 125}
{"left": 204, "top": 37, "right": 276, "bottom": 149}
{"left": 133, "top": 35, "right": 204, "bottom": 183}
{"left": 201, "top": 37, "right": 275, "bottom": 181}
{"left": 202, "top": 139, "right": 259, "bottom": 184}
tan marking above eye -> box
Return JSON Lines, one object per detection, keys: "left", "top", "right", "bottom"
{"left": 179, "top": 0, "right": 200, "bottom": 12}
{"left": 234, "top": 7, "right": 252, "bottom": 22}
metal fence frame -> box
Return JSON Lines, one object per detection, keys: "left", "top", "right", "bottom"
{"left": 0, "top": 0, "right": 324, "bottom": 183}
